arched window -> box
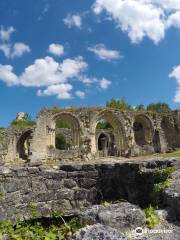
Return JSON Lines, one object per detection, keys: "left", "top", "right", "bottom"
{"left": 17, "top": 130, "right": 32, "bottom": 160}
{"left": 53, "top": 113, "right": 80, "bottom": 150}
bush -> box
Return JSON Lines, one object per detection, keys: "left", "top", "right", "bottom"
{"left": 10, "top": 114, "right": 36, "bottom": 129}
{"left": 0, "top": 215, "right": 83, "bottom": 240}
{"left": 106, "top": 98, "right": 132, "bottom": 111}
{"left": 146, "top": 102, "right": 171, "bottom": 113}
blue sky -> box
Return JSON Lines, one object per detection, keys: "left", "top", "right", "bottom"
{"left": 0, "top": 0, "right": 180, "bottom": 126}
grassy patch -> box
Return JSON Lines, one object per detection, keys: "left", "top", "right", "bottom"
{"left": 144, "top": 206, "right": 160, "bottom": 229}
{"left": 158, "top": 149, "right": 180, "bottom": 158}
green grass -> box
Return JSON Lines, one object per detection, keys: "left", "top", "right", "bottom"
{"left": 158, "top": 149, "right": 180, "bottom": 158}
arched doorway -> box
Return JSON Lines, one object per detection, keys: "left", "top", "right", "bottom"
{"left": 133, "top": 115, "right": 153, "bottom": 147}
{"left": 17, "top": 130, "right": 33, "bottom": 160}
{"left": 93, "top": 110, "right": 127, "bottom": 157}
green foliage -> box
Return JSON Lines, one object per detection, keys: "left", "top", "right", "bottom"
{"left": 28, "top": 202, "right": 39, "bottom": 219}
{"left": 100, "top": 201, "right": 112, "bottom": 207}
{"left": 0, "top": 192, "right": 4, "bottom": 203}
{"left": 100, "top": 199, "right": 127, "bottom": 207}
{"left": 153, "top": 167, "right": 175, "bottom": 183}
{"left": 146, "top": 102, "right": 171, "bottom": 113}
{"left": 106, "top": 98, "right": 132, "bottom": 111}
{"left": 0, "top": 216, "right": 82, "bottom": 240}
{"left": 11, "top": 114, "right": 36, "bottom": 129}
{"left": 144, "top": 206, "right": 160, "bottom": 228}
{"left": 56, "top": 120, "right": 71, "bottom": 129}
{"left": 135, "top": 104, "right": 145, "bottom": 111}
{"left": 150, "top": 167, "right": 175, "bottom": 206}
{"left": 55, "top": 133, "right": 71, "bottom": 150}
{"left": 96, "top": 120, "right": 112, "bottom": 129}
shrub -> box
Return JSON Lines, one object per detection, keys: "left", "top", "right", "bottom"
{"left": 144, "top": 206, "right": 160, "bottom": 228}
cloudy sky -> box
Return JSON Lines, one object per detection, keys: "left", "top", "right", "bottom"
{"left": 0, "top": 0, "right": 180, "bottom": 126}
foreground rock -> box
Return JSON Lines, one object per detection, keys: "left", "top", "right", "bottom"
{"left": 79, "top": 202, "right": 146, "bottom": 232}
{"left": 163, "top": 170, "right": 180, "bottom": 221}
{"left": 73, "top": 223, "right": 127, "bottom": 240}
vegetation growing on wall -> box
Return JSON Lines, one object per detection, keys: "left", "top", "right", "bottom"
{"left": 10, "top": 114, "right": 36, "bottom": 129}
{"left": 150, "top": 166, "right": 175, "bottom": 206}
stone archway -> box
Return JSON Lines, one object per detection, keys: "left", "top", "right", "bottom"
{"left": 17, "top": 130, "right": 33, "bottom": 160}
{"left": 133, "top": 115, "right": 153, "bottom": 147}
{"left": 91, "top": 110, "right": 127, "bottom": 157}
{"left": 48, "top": 112, "right": 81, "bottom": 150}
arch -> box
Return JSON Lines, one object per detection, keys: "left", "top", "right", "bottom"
{"left": 49, "top": 112, "right": 81, "bottom": 149}
{"left": 92, "top": 110, "right": 127, "bottom": 156}
{"left": 17, "top": 130, "right": 33, "bottom": 160}
{"left": 133, "top": 114, "right": 153, "bottom": 146}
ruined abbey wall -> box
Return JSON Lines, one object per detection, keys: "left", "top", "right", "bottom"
{"left": 0, "top": 108, "right": 179, "bottom": 163}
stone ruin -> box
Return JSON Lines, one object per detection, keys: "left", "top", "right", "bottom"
{"left": 0, "top": 107, "right": 179, "bottom": 163}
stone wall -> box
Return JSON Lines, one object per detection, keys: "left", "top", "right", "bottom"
{"left": 0, "top": 158, "right": 179, "bottom": 222}
{"left": 0, "top": 108, "right": 180, "bottom": 163}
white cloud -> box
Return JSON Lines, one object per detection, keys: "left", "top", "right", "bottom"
{"left": 0, "top": 56, "right": 88, "bottom": 99}
{"left": 174, "top": 88, "right": 180, "bottom": 103}
{"left": 0, "top": 44, "right": 11, "bottom": 58}
{"left": 75, "top": 90, "right": 85, "bottom": 98}
{"left": 154, "top": 0, "right": 180, "bottom": 10}
{"left": 0, "top": 26, "right": 15, "bottom": 41}
{"left": 99, "top": 78, "right": 111, "bottom": 89}
{"left": 0, "top": 64, "right": 19, "bottom": 86}
{"left": 0, "top": 26, "right": 31, "bottom": 58}
{"left": 169, "top": 65, "right": 180, "bottom": 102}
{"left": 88, "top": 44, "right": 122, "bottom": 61}
{"left": 167, "top": 11, "right": 180, "bottom": 28}
{"left": 11, "top": 42, "right": 31, "bottom": 58}
{"left": 0, "top": 52, "right": 112, "bottom": 99}
{"left": 48, "top": 43, "right": 64, "bottom": 56}
{"left": 0, "top": 42, "right": 30, "bottom": 59}
{"left": 92, "top": 0, "right": 180, "bottom": 44}
{"left": 79, "top": 75, "right": 97, "bottom": 86}
{"left": 63, "top": 14, "right": 82, "bottom": 28}
{"left": 37, "top": 83, "right": 73, "bottom": 99}
{"left": 19, "top": 56, "right": 87, "bottom": 87}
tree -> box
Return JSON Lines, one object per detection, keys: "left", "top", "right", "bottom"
{"left": 135, "top": 104, "right": 145, "bottom": 111}
{"left": 106, "top": 98, "right": 132, "bottom": 111}
{"left": 146, "top": 102, "right": 171, "bottom": 113}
